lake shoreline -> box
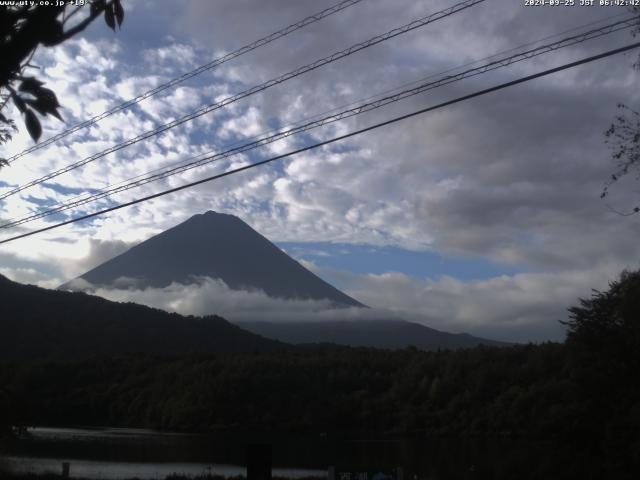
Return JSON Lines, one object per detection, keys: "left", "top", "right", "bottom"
{"left": 0, "top": 473, "right": 325, "bottom": 480}
{"left": 0, "top": 425, "right": 613, "bottom": 480}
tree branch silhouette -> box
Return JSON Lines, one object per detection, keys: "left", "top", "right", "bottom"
{"left": 602, "top": 6, "right": 640, "bottom": 214}
{"left": 0, "top": 0, "right": 124, "bottom": 165}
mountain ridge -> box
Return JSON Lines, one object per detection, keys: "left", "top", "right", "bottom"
{"left": 237, "top": 319, "right": 511, "bottom": 350}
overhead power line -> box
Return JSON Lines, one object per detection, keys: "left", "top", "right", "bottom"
{"left": 1, "top": 41, "right": 638, "bottom": 245}
{"left": 0, "top": 0, "right": 485, "bottom": 201}
{"left": 4, "top": 0, "right": 366, "bottom": 164}
{"left": 1, "top": 15, "right": 636, "bottom": 230}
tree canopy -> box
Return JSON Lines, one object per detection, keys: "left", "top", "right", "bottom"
{"left": 0, "top": 0, "right": 124, "bottom": 164}
{"left": 601, "top": 6, "right": 640, "bottom": 214}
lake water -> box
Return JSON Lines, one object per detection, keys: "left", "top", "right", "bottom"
{"left": 0, "top": 426, "right": 602, "bottom": 480}
{"left": 1, "top": 427, "right": 326, "bottom": 479}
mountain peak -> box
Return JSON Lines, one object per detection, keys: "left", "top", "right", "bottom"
{"left": 63, "top": 211, "right": 365, "bottom": 308}
{"left": 180, "top": 210, "right": 243, "bottom": 229}
{"left": 200, "top": 210, "right": 237, "bottom": 219}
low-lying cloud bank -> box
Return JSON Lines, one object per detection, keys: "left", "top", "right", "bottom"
{"left": 311, "top": 260, "right": 636, "bottom": 343}
{"left": 71, "top": 276, "right": 394, "bottom": 323}
{"left": 64, "top": 262, "right": 636, "bottom": 343}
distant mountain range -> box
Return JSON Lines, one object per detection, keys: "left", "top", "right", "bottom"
{"left": 62, "top": 211, "right": 363, "bottom": 307}
{"left": 238, "top": 320, "right": 509, "bottom": 349}
{"left": 57, "top": 210, "right": 508, "bottom": 351}
{"left": 0, "top": 274, "right": 285, "bottom": 360}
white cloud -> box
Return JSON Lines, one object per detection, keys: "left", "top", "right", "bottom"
{"left": 82, "top": 276, "right": 365, "bottom": 322}
{"left": 321, "top": 262, "right": 635, "bottom": 343}
{"left": 59, "top": 260, "right": 634, "bottom": 344}
{"left": 0, "top": 266, "right": 61, "bottom": 289}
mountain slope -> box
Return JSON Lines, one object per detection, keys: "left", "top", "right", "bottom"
{"left": 63, "top": 211, "right": 363, "bottom": 307}
{"left": 237, "top": 320, "right": 510, "bottom": 350}
{"left": 0, "top": 274, "right": 287, "bottom": 360}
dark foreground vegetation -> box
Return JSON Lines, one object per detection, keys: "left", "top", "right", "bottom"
{"left": 1, "top": 271, "right": 639, "bottom": 478}
{"left": 2, "top": 343, "right": 575, "bottom": 435}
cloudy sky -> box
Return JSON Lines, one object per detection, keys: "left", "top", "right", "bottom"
{"left": 1, "top": 0, "right": 639, "bottom": 342}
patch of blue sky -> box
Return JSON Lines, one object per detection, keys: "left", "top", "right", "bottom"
{"left": 43, "top": 210, "right": 73, "bottom": 225}
{"left": 18, "top": 185, "right": 107, "bottom": 224}
{"left": 42, "top": 183, "right": 103, "bottom": 196}
{"left": 277, "top": 241, "right": 534, "bottom": 281}
{"left": 38, "top": 196, "right": 121, "bottom": 226}
{"left": 24, "top": 195, "right": 56, "bottom": 208}
{"left": 326, "top": 142, "right": 359, "bottom": 155}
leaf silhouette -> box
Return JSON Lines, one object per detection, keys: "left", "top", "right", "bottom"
{"left": 39, "top": 87, "right": 60, "bottom": 107}
{"left": 104, "top": 4, "right": 116, "bottom": 31}
{"left": 24, "top": 109, "right": 42, "bottom": 142}
{"left": 12, "top": 94, "right": 27, "bottom": 113}
{"left": 18, "top": 77, "right": 45, "bottom": 94}
{"left": 114, "top": 0, "right": 124, "bottom": 27}
{"left": 25, "top": 98, "right": 63, "bottom": 121}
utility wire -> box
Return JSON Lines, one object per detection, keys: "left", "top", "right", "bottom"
{"left": 4, "top": 0, "right": 366, "bottom": 164}
{"left": 0, "top": 0, "right": 485, "bottom": 201}
{"left": 2, "top": 15, "right": 636, "bottom": 229}
{"left": 11, "top": 5, "right": 626, "bottom": 216}
{"left": 1, "top": 41, "right": 638, "bottom": 245}
{"left": 1, "top": 8, "right": 630, "bottom": 227}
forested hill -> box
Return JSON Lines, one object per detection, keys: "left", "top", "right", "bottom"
{"left": 0, "top": 274, "right": 288, "bottom": 360}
